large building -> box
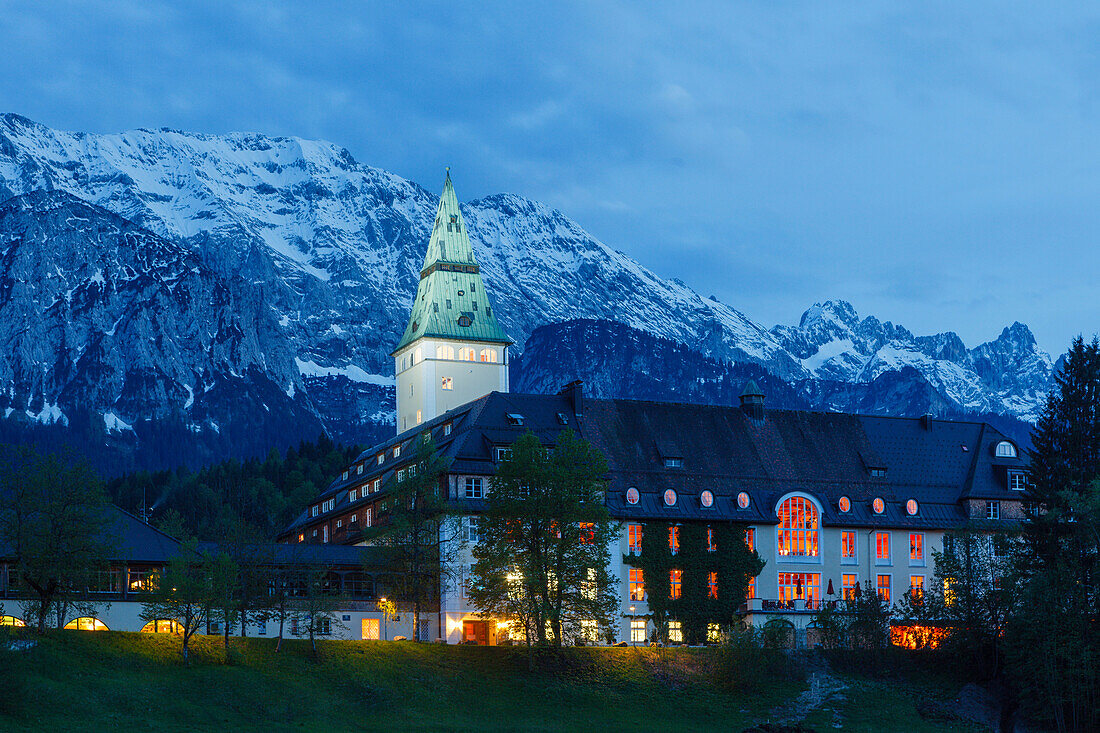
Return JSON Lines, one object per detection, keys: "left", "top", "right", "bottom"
{"left": 280, "top": 173, "right": 1031, "bottom": 646}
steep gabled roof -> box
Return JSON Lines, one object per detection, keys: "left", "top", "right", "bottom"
{"left": 393, "top": 171, "right": 512, "bottom": 352}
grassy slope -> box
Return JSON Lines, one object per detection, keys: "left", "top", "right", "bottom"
{"left": 0, "top": 633, "right": 984, "bottom": 732}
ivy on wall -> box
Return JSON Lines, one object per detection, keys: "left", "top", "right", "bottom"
{"left": 627, "top": 521, "right": 764, "bottom": 644}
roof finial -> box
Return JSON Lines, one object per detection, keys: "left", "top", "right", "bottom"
{"left": 445, "top": 166, "right": 451, "bottom": 181}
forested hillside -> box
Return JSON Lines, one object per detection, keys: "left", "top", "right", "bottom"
{"left": 106, "top": 436, "right": 359, "bottom": 541}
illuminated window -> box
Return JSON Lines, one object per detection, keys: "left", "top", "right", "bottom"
{"left": 626, "top": 487, "right": 639, "bottom": 505}
{"left": 579, "top": 523, "right": 595, "bottom": 544}
{"left": 842, "top": 574, "right": 858, "bottom": 600}
{"left": 141, "top": 619, "right": 182, "bottom": 634}
{"left": 909, "top": 575, "right": 924, "bottom": 598}
{"left": 668, "top": 620, "right": 683, "bottom": 643}
{"left": 700, "top": 490, "right": 714, "bottom": 508}
{"left": 777, "top": 572, "right": 820, "bottom": 602}
{"left": 669, "top": 569, "right": 682, "bottom": 599}
{"left": 876, "top": 532, "right": 890, "bottom": 563}
{"left": 459, "top": 347, "right": 476, "bottom": 361}
{"left": 737, "top": 492, "right": 750, "bottom": 509}
{"left": 841, "top": 531, "right": 856, "bottom": 562}
{"left": 995, "top": 441, "right": 1017, "bottom": 458}
{"left": 944, "top": 577, "right": 956, "bottom": 606}
{"left": 876, "top": 574, "right": 891, "bottom": 602}
{"left": 416, "top": 410, "right": 422, "bottom": 425}
{"left": 906, "top": 499, "right": 918, "bottom": 516}
{"left": 663, "top": 489, "right": 677, "bottom": 507}
{"left": 669, "top": 526, "right": 679, "bottom": 555}
{"left": 630, "top": 619, "right": 647, "bottom": 643}
{"left": 479, "top": 348, "right": 497, "bottom": 362}
{"left": 747, "top": 575, "right": 755, "bottom": 599}
{"left": 0, "top": 615, "right": 26, "bottom": 627}
{"left": 297, "top": 533, "right": 304, "bottom": 543}
{"left": 987, "top": 501, "right": 1000, "bottom": 520}
{"left": 128, "top": 569, "right": 157, "bottom": 593}
{"left": 707, "top": 527, "right": 716, "bottom": 552}
{"left": 872, "top": 497, "right": 885, "bottom": 514}
{"left": 629, "top": 568, "right": 645, "bottom": 601}
{"left": 441, "top": 376, "right": 453, "bottom": 390}
{"left": 776, "top": 496, "right": 819, "bottom": 557}
{"left": 65, "top": 617, "right": 108, "bottom": 631}
{"left": 707, "top": 623, "right": 722, "bottom": 643}
{"left": 910, "top": 533, "right": 924, "bottom": 564}
{"left": 708, "top": 572, "right": 718, "bottom": 599}
{"left": 838, "top": 496, "right": 850, "bottom": 512}
{"left": 628, "top": 524, "right": 642, "bottom": 554}
{"left": 745, "top": 527, "right": 755, "bottom": 552}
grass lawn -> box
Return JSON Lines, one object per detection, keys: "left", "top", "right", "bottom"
{"left": 0, "top": 632, "right": 990, "bottom": 732}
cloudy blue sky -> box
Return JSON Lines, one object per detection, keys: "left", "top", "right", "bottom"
{"left": 2, "top": 1, "right": 1097, "bottom": 355}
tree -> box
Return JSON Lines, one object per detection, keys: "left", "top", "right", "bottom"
{"left": 362, "top": 433, "right": 456, "bottom": 642}
{"left": 469, "top": 430, "right": 619, "bottom": 649}
{"left": 288, "top": 564, "right": 345, "bottom": 657}
{"left": 0, "top": 447, "right": 117, "bottom": 633}
{"left": 207, "top": 549, "right": 239, "bottom": 646}
{"left": 140, "top": 542, "right": 213, "bottom": 663}
{"left": 1010, "top": 336, "right": 1100, "bottom": 732}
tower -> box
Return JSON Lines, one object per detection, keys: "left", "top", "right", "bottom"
{"left": 392, "top": 170, "right": 512, "bottom": 434}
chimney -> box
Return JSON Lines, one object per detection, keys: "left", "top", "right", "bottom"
{"left": 920, "top": 414, "right": 934, "bottom": 431}
{"left": 739, "top": 380, "right": 765, "bottom": 421}
{"left": 558, "top": 380, "right": 584, "bottom": 419}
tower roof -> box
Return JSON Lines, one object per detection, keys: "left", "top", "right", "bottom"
{"left": 740, "top": 379, "right": 765, "bottom": 398}
{"left": 393, "top": 171, "right": 512, "bottom": 353}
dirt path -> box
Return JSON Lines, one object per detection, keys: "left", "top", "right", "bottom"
{"left": 763, "top": 657, "right": 849, "bottom": 730}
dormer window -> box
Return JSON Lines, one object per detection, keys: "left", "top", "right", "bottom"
{"left": 357, "top": 464, "right": 364, "bottom": 475}
{"left": 457, "top": 315, "right": 472, "bottom": 327}
{"left": 626, "top": 487, "right": 640, "bottom": 505}
{"left": 1009, "top": 471, "right": 1027, "bottom": 491}
{"left": 494, "top": 447, "right": 513, "bottom": 462}
{"left": 377, "top": 453, "right": 384, "bottom": 465}
{"left": 443, "top": 423, "right": 452, "bottom": 436}
{"left": 393, "top": 445, "right": 401, "bottom": 459}
{"left": 341, "top": 471, "right": 349, "bottom": 481}
{"left": 664, "top": 458, "right": 683, "bottom": 469}
{"left": 737, "top": 492, "right": 750, "bottom": 510}
{"left": 556, "top": 412, "right": 569, "bottom": 425}
{"left": 663, "top": 489, "right": 677, "bottom": 507}
{"left": 700, "top": 490, "right": 714, "bottom": 508}
{"left": 906, "top": 499, "right": 918, "bottom": 516}
{"left": 838, "top": 496, "right": 851, "bottom": 513}
{"left": 995, "top": 441, "right": 1017, "bottom": 458}
{"left": 873, "top": 497, "right": 885, "bottom": 514}
{"left": 870, "top": 468, "right": 887, "bottom": 478}
{"left": 505, "top": 413, "right": 524, "bottom": 426}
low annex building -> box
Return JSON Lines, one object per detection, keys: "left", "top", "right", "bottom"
{"left": 1, "top": 505, "right": 416, "bottom": 640}
{"left": 280, "top": 171, "right": 1029, "bottom": 645}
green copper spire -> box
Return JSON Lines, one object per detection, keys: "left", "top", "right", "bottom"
{"left": 393, "top": 170, "right": 512, "bottom": 353}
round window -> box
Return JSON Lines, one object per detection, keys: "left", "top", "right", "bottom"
{"left": 906, "top": 498, "right": 918, "bottom": 516}
{"left": 700, "top": 490, "right": 714, "bottom": 508}
{"left": 663, "top": 489, "right": 677, "bottom": 507}
{"left": 873, "top": 497, "right": 885, "bottom": 514}
{"left": 838, "top": 496, "right": 850, "bottom": 513}
{"left": 737, "top": 491, "right": 750, "bottom": 509}
{"left": 626, "top": 487, "right": 639, "bottom": 505}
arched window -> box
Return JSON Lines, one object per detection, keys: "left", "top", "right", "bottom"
{"left": 777, "top": 496, "right": 819, "bottom": 558}
{"left": 413, "top": 347, "right": 423, "bottom": 364}
{"left": 995, "top": 441, "right": 1017, "bottom": 458}
{"left": 479, "top": 348, "right": 497, "bottom": 363}
{"left": 65, "top": 617, "right": 109, "bottom": 631}
{"left": 436, "top": 345, "right": 455, "bottom": 360}
{"left": 459, "top": 347, "right": 476, "bottom": 361}
{"left": 0, "top": 615, "right": 25, "bottom": 627}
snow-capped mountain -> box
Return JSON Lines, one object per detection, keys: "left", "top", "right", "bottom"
{"left": 0, "top": 114, "right": 1053, "bottom": 471}
{"left": 770, "top": 300, "right": 1052, "bottom": 421}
